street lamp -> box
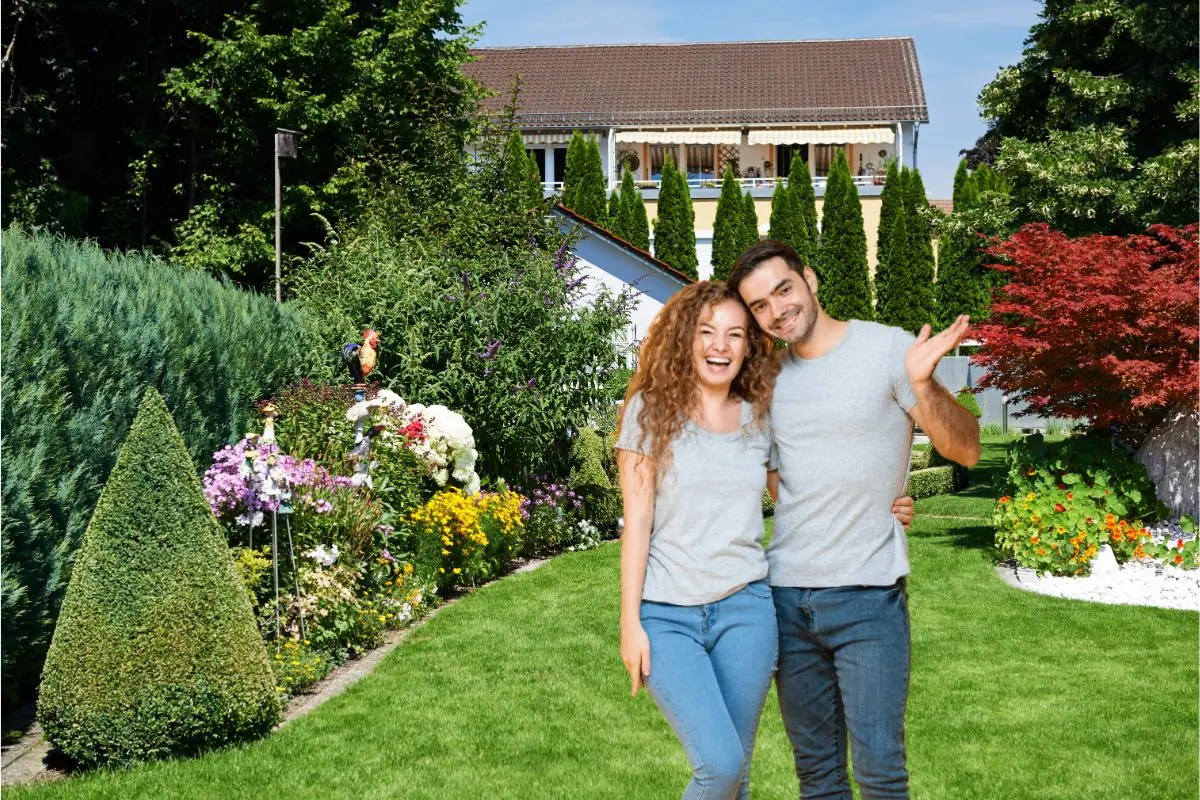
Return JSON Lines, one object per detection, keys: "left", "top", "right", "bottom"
{"left": 274, "top": 129, "right": 299, "bottom": 303}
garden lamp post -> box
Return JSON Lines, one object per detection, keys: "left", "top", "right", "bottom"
{"left": 274, "top": 129, "right": 299, "bottom": 304}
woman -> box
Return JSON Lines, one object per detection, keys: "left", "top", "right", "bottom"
{"left": 617, "top": 281, "right": 912, "bottom": 799}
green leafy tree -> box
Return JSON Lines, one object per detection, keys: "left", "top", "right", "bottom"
{"left": 38, "top": 389, "right": 280, "bottom": 768}
{"left": 979, "top": 0, "right": 1198, "bottom": 233}
{"left": 624, "top": 175, "right": 652, "bottom": 252}
{"left": 790, "top": 158, "right": 820, "bottom": 264}
{"left": 710, "top": 166, "right": 745, "bottom": 280}
{"left": 562, "top": 131, "right": 586, "bottom": 211}
{"left": 652, "top": 156, "right": 698, "bottom": 278}
{"left": 816, "top": 151, "right": 873, "bottom": 320}
{"left": 741, "top": 191, "right": 760, "bottom": 252}
{"left": 573, "top": 137, "right": 609, "bottom": 225}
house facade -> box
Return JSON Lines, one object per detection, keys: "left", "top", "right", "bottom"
{"left": 467, "top": 38, "right": 930, "bottom": 278}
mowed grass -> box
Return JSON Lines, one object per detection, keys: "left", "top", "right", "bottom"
{"left": 11, "top": 441, "right": 1197, "bottom": 799}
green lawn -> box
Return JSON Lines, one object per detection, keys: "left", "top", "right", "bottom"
{"left": 11, "top": 440, "right": 1198, "bottom": 799}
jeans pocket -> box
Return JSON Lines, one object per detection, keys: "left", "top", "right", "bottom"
{"left": 742, "top": 579, "right": 773, "bottom": 600}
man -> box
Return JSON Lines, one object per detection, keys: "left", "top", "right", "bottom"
{"left": 728, "top": 240, "right": 980, "bottom": 800}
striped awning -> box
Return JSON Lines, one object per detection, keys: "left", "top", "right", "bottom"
{"left": 615, "top": 130, "right": 742, "bottom": 145}
{"left": 521, "top": 132, "right": 578, "bottom": 145}
{"left": 747, "top": 127, "right": 896, "bottom": 145}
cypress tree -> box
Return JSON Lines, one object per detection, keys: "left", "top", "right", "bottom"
{"left": 816, "top": 150, "right": 873, "bottom": 320}
{"left": 573, "top": 137, "right": 609, "bottom": 224}
{"left": 617, "top": 169, "right": 639, "bottom": 244}
{"left": 951, "top": 159, "right": 973, "bottom": 209}
{"left": 608, "top": 189, "right": 622, "bottom": 234}
{"left": 710, "top": 166, "right": 744, "bottom": 280}
{"left": 503, "top": 130, "right": 541, "bottom": 210}
{"left": 626, "top": 178, "right": 651, "bottom": 252}
{"left": 38, "top": 389, "right": 280, "bottom": 768}
{"left": 768, "top": 181, "right": 798, "bottom": 247}
{"left": 878, "top": 168, "right": 937, "bottom": 331}
{"left": 652, "top": 156, "right": 698, "bottom": 278}
{"left": 873, "top": 161, "right": 903, "bottom": 320}
{"left": 741, "top": 191, "right": 760, "bottom": 252}
{"left": 935, "top": 222, "right": 991, "bottom": 329}
{"left": 790, "top": 158, "right": 820, "bottom": 264}
{"left": 563, "top": 131, "right": 585, "bottom": 210}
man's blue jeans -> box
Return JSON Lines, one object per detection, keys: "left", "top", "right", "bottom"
{"left": 771, "top": 581, "right": 910, "bottom": 800}
{"left": 640, "top": 580, "right": 778, "bottom": 800}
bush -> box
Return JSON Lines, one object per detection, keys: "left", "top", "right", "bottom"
{"left": 957, "top": 387, "right": 982, "bottom": 418}
{"left": 1, "top": 229, "right": 315, "bottom": 711}
{"left": 570, "top": 429, "right": 621, "bottom": 533}
{"left": 907, "top": 466, "right": 957, "bottom": 500}
{"left": 37, "top": 389, "right": 280, "bottom": 769}
{"left": 993, "top": 433, "right": 1167, "bottom": 575}
{"left": 761, "top": 488, "right": 776, "bottom": 517}
{"left": 270, "top": 639, "right": 334, "bottom": 698}
{"left": 409, "top": 488, "right": 524, "bottom": 594}
{"left": 909, "top": 448, "right": 933, "bottom": 471}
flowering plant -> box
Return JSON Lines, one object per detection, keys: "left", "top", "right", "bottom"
{"left": 518, "top": 477, "right": 585, "bottom": 557}
{"left": 409, "top": 488, "right": 525, "bottom": 593}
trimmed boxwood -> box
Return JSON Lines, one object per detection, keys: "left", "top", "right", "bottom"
{"left": 38, "top": 389, "right": 280, "bottom": 769}
{"left": 957, "top": 387, "right": 983, "bottom": 418}
{"left": 907, "top": 465, "right": 957, "bottom": 500}
{"left": 909, "top": 448, "right": 933, "bottom": 471}
{"left": 570, "top": 428, "right": 621, "bottom": 533}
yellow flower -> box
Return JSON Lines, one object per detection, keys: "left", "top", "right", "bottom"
{"left": 453, "top": 567, "right": 462, "bottom": 575}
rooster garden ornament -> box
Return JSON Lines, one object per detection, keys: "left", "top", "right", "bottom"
{"left": 342, "top": 329, "right": 380, "bottom": 384}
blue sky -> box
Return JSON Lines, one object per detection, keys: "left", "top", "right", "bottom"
{"left": 460, "top": 0, "right": 1042, "bottom": 198}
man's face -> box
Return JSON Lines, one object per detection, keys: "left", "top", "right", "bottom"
{"left": 736, "top": 257, "right": 820, "bottom": 345}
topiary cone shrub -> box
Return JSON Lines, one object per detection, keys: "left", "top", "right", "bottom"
{"left": 38, "top": 388, "right": 280, "bottom": 769}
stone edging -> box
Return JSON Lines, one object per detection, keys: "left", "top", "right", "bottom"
{"left": 1, "top": 556, "right": 553, "bottom": 787}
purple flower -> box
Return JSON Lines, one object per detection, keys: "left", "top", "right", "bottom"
{"left": 566, "top": 275, "right": 588, "bottom": 292}
{"left": 477, "top": 339, "right": 501, "bottom": 361}
{"left": 483, "top": 367, "right": 494, "bottom": 378}
{"left": 381, "top": 549, "right": 394, "bottom": 562}
{"left": 444, "top": 294, "right": 459, "bottom": 302}
{"left": 527, "top": 377, "right": 538, "bottom": 390}
{"left": 461, "top": 271, "right": 472, "bottom": 294}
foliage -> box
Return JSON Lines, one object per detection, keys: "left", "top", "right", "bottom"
{"left": 38, "top": 390, "right": 279, "bottom": 769}
{"left": 651, "top": 156, "right": 698, "bottom": 278}
{"left": 910, "top": 448, "right": 934, "bottom": 471}
{"left": 608, "top": 191, "right": 622, "bottom": 231}
{"left": 993, "top": 433, "right": 1169, "bottom": 575}
{"left": 0, "top": 228, "right": 314, "bottom": 713}
{"left": 957, "top": 388, "right": 983, "bottom": 419}
{"left": 569, "top": 429, "right": 621, "bottom": 534}
{"left": 761, "top": 488, "right": 775, "bottom": 517}
{"left": 907, "top": 466, "right": 957, "bottom": 500}
{"left": 741, "top": 191, "right": 760, "bottom": 253}
{"left": 286, "top": 158, "right": 636, "bottom": 487}
{"left": 972, "top": 223, "right": 1198, "bottom": 429}
{"left": 573, "top": 137, "right": 610, "bottom": 225}
{"left": 875, "top": 160, "right": 903, "bottom": 287}
{"left": 711, "top": 166, "right": 745, "bottom": 280}
{"left": 876, "top": 166, "right": 937, "bottom": 332}
{"left": 518, "top": 480, "right": 588, "bottom": 556}
{"left": 951, "top": 159, "right": 976, "bottom": 209}
{"left": 563, "top": 132, "right": 586, "bottom": 212}
{"left": 617, "top": 170, "right": 648, "bottom": 249}
{"left": 977, "top": 0, "right": 1199, "bottom": 234}
{"left": 816, "top": 151, "right": 873, "bottom": 320}
{"left": 504, "top": 129, "right": 543, "bottom": 212}
{"left": 789, "top": 158, "right": 819, "bottom": 266}
{"left": 768, "top": 182, "right": 801, "bottom": 255}
{"left": 284, "top": 562, "right": 385, "bottom": 658}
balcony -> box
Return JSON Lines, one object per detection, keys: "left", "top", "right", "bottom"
{"left": 540, "top": 174, "right": 884, "bottom": 199}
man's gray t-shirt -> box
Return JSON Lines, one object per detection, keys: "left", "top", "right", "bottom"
{"left": 768, "top": 320, "right": 918, "bottom": 588}
{"left": 616, "top": 392, "right": 771, "bottom": 605}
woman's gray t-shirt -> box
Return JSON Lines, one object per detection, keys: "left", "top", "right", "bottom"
{"left": 615, "top": 392, "right": 771, "bottom": 605}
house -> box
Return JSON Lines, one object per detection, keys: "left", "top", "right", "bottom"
{"left": 551, "top": 203, "right": 692, "bottom": 359}
{"left": 467, "top": 38, "right": 930, "bottom": 278}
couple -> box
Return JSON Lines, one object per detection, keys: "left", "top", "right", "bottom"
{"left": 616, "top": 240, "right": 981, "bottom": 800}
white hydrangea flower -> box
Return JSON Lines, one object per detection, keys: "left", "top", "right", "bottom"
{"left": 376, "top": 389, "right": 405, "bottom": 408}
{"left": 305, "top": 544, "right": 340, "bottom": 567}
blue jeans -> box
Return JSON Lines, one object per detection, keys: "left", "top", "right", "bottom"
{"left": 640, "top": 580, "right": 779, "bottom": 800}
{"left": 772, "top": 581, "right": 911, "bottom": 800}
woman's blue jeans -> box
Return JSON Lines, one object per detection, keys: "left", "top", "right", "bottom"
{"left": 771, "top": 581, "right": 911, "bottom": 800}
{"left": 640, "top": 580, "right": 779, "bottom": 800}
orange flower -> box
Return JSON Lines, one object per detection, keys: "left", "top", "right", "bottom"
{"left": 1036, "top": 548, "right": 1047, "bottom": 556}
{"left": 1054, "top": 503, "right": 1066, "bottom": 513}
{"left": 998, "top": 496, "right": 1011, "bottom": 504}
{"left": 1175, "top": 554, "right": 1184, "bottom": 565}
{"left": 1030, "top": 535, "right": 1040, "bottom": 544}
{"left": 1066, "top": 492, "right": 1073, "bottom": 500}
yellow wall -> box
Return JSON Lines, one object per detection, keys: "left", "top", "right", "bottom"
{"left": 646, "top": 195, "right": 885, "bottom": 276}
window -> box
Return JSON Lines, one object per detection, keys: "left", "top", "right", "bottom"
{"left": 685, "top": 144, "right": 715, "bottom": 181}
{"left": 553, "top": 148, "right": 567, "bottom": 184}
{"left": 812, "top": 144, "right": 846, "bottom": 177}
{"left": 775, "top": 144, "right": 810, "bottom": 180}
{"left": 650, "top": 145, "right": 679, "bottom": 180}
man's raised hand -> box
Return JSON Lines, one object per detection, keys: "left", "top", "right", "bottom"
{"left": 905, "top": 315, "right": 970, "bottom": 388}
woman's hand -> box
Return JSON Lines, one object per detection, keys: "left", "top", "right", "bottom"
{"left": 892, "top": 495, "right": 915, "bottom": 529}
{"left": 620, "top": 621, "right": 652, "bottom": 696}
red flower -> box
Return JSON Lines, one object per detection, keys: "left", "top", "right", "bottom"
{"left": 1177, "top": 539, "right": 1185, "bottom": 551}
{"left": 1054, "top": 503, "right": 1065, "bottom": 513}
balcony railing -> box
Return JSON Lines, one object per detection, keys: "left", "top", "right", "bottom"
{"left": 542, "top": 175, "right": 882, "bottom": 194}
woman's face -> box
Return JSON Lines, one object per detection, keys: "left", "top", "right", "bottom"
{"left": 692, "top": 299, "right": 749, "bottom": 392}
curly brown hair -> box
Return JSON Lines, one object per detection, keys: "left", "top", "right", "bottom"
{"left": 619, "top": 281, "right": 779, "bottom": 475}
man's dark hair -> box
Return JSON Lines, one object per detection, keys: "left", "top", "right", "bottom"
{"left": 727, "top": 239, "right": 808, "bottom": 297}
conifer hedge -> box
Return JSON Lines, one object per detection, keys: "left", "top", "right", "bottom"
{"left": 790, "top": 158, "right": 819, "bottom": 265}
{"left": 1, "top": 228, "right": 314, "bottom": 712}
{"left": 38, "top": 389, "right": 280, "bottom": 768}
{"left": 816, "top": 151, "right": 873, "bottom": 320}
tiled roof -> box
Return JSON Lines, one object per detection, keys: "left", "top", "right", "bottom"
{"left": 929, "top": 199, "right": 954, "bottom": 215}
{"left": 467, "top": 38, "right": 928, "bottom": 128}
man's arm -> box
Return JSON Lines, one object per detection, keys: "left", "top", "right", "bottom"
{"left": 904, "top": 315, "right": 982, "bottom": 467}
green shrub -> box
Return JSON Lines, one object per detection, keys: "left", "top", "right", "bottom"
{"left": 909, "top": 448, "right": 933, "bottom": 471}
{"left": 928, "top": 446, "right": 971, "bottom": 491}
{"left": 270, "top": 639, "right": 333, "bottom": 698}
{"left": 761, "top": 488, "right": 776, "bottom": 517}
{"left": 570, "top": 429, "right": 621, "bottom": 533}
{"left": 957, "top": 387, "right": 983, "bottom": 418}
{"left": 37, "top": 389, "right": 280, "bottom": 769}
{"left": 993, "top": 433, "right": 1167, "bottom": 575}
{"left": 1, "top": 228, "right": 314, "bottom": 714}
{"left": 907, "top": 466, "right": 957, "bottom": 500}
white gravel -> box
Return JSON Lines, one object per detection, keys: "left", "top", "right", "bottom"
{"left": 996, "top": 545, "right": 1200, "bottom": 611}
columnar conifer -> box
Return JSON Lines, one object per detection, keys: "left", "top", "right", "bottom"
{"left": 573, "top": 137, "right": 609, "bottom": 224}
{"left": 563, "top": 131, "right": 585, "bottom": 210}
{"left": 710, "top": 166, "right": 744, "bottom": 280}
{"left": 816, "top": 150, "right": 873, "bottom": 320}
{"left": 652, "top": 156, "right": 698, "bottom": 278}
{"left": 741, "top": 191, "right": 760, "bottom": 253}
{"left": 790, "top": 158, "right": 820, "bottom": 264}
{"left": 626, "top": 179, "right": 651, "bottom": 252}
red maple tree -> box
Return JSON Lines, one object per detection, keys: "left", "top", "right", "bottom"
{"left": 971, "top": 223, "right": 1198, "bottom": 427}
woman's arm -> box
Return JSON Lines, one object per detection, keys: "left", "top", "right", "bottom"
{"left": 767, "top": 469, "right": 780, "bottom": 503}
{"left": 618, "top": 448, "right": 656, "bottom": 696}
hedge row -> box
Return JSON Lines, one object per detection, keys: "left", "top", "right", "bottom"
{"left": 1, "top": 228, "right": 317, "bottom": 712}
{"left": 907, "top": 466, "right": 957, "bottom": 500}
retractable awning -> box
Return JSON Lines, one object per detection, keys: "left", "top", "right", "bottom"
{"left": 747, "top": 127, "right": 895, "bottom": 145}
{"left": 614, "top": 130, "right": 742, "bottom": 144}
